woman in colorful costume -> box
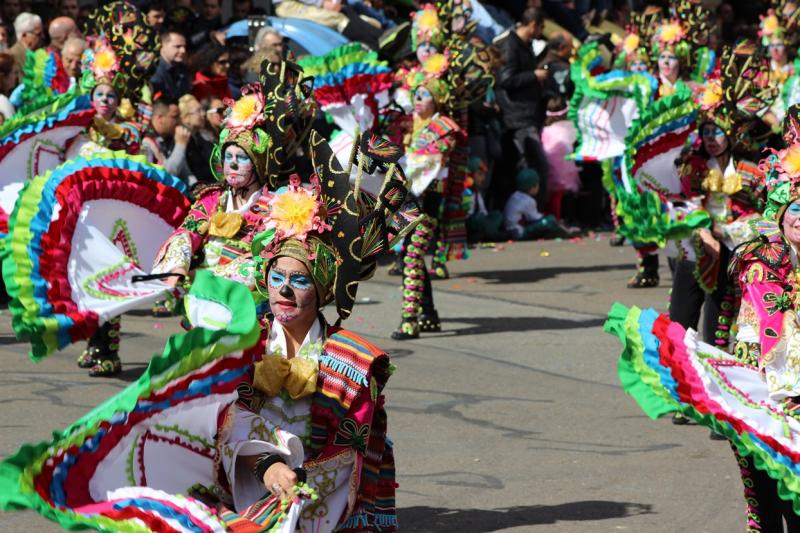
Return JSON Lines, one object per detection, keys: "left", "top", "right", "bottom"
{"left": 667, "top": 43, "right": 773, "bottom": 368}
{"left": 0, "top": 113, "right": 413, "bottom": 533}
{"left": 759, "top": 8, "right": 796, "bottom": 127}
{"left": 65, "top": 2, "right": 164, "bottom": 376}
{"left": 393, "top": 71, "right": 463, "bottom": 340}
{"left": 151, "top": 60, "right": 316, "bottom": 312}
{"left": 217, "top": 129, "right": 413, "bottom": 529}
{"left": 605, "top": 107, "right": 800, "bottom": 531}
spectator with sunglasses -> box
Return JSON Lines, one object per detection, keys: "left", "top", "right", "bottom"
{"left": 190, "top": 41, "right": 232, "bottom": 102}
{"left": 204, "top": 97, "right": 226, "bottom": 137}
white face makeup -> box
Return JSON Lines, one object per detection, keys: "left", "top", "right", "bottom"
{"left": 784, "top": 201, "right": 800, "bottom": 247}
{"left": 770, "top": 40, "right": 787, "bottom": 63}
{"left": 267, "top": 256, "right": 318, "bottom": 324}
{"left": 414, "top": 87, "right": 436, "bottom": 119}
{"left": 700, "top": 123, "right": 729, "bottom": 157}
{"left": 223, "top": 144, "right": 256, "bottom": 189}
{"left": 416, "top": 42, "right": 437, "bottom": 63}
{"left": 658, "top": 51, "right": 680, "bottom": 83}
{"left": 92, "top": 83, "right": 119, "bottom": 121}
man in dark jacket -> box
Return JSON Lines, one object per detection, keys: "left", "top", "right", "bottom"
{"left": 150, "top": 31, "right": 191, "bottom": 102}
{"left": 539, "top": 31, "right": 574, "bottom": 100}
{"left": 495, "top": 7, "right": 549, "bottom": 197}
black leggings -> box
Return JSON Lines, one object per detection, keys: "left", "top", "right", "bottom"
{"left": 668, "top": 251, "right": 729, "bottom": 345}
{"left": 732, "top": 444, "right": 800, "bottom": 532}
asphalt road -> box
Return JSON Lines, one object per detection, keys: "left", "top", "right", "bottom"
{"left": 0, "top": 236, "right": 746, "bottom": 532}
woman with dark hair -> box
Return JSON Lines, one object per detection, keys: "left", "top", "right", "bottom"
{"left": 190, "top": 41, "right": 232, "bottom": 101}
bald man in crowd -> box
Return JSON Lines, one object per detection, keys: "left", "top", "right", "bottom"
{"left": 48, "top": 16, "right": 81, "bottom": 51}
{"left": 61, "top": 37, "right": 85, "bottom": 82}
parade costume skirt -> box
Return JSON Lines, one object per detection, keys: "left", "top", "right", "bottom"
{"left": 2, "top": 150, "right": 191, "bottom": 360}
{"left": 605, "top": 303, "right": 800, "bottom": 514}
{"left": 0, "top": 273, "right": 314, "bottom": 532}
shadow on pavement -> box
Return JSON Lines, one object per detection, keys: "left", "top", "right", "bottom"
{"left": 460, "top": 263, "right": 635, "bottom": 284}
{"left": 398, "top": 500, "right": 653, "bottom": 531}
{"left": 433, "top": 316, "right": 606, "bottom": 336}
{"left": 114, "top": 363, "right": 149, "bottom": 382}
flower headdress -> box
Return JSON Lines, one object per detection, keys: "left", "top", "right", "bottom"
{"left": 651, "top": 18, "right": 690, "bottom": 62}
{"left": 210, "top": 60, "right": 317, "bottom": 188}
{"left": 81, "top": 37, "right": 122, "bottom": 91}
{"left": 763, "top": 104, "right": 800, "bottom": 220}
{"left": 411, "top": 4, "right": 445, "bottom": 52}
{"left": 615, "top": 6, "right": 662, "bottom": 69}
{"left": 81, "top": 1, "right": 160, "bottom": 104}
{"left": 696, "top": 41, "right": 776, "bottom": 144}
{"left": 759, "top": 9, "right": 786, "bottom": 46}
{"left": 252, "top": 130, "right": 420, "bottom": 321}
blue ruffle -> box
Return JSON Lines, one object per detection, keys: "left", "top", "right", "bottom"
{"left": 0, "top": 93, "right": 92, "bottom": 147}
{"left": 13, "top": 154, "right": 190, "bottom": 353}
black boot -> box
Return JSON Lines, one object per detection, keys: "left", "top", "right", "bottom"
{"left": 627, "top": 254, "right": 659, "bottom": 288}
{"left": 419, "top": 309, "right": 441, "bottom": 333}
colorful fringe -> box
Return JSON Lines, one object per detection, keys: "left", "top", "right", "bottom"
{"left": 18, "top": 48, "right": 70, "bottom": 111}
{"left": 296, "top": 42, "right": 392, "bottom": 127}
{"left": 605, "top": 303, "right": 800, "bottom": 514}
{"left": 569, "top": 41, "right": 658, "bottom": 161}
{"left": 0, "top": 93, "right": 95, "bottom": 237}
{"left": 0, "top": 272, "right": 263, "bottom": 532}
{"left": 3, "top": 150, "right": 191, "bottom": 360}
{"left": 401, "top": 216, "right": 435, "bottom": 325}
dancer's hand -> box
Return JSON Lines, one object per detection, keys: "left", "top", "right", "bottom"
{"left": 697, "top": 228, "right": 720, "bottom": 259}
{"left": 263, "top": 462, "right": 298, "bottom": 499}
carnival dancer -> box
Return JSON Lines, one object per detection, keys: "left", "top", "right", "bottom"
{"left": 61, "top": 3, "right": 163, "bottom": 376}
{"left": 151, "top": 60, "right": 316, "bottom": 314}
{"left": 0, "top": 111, "right": 414, "bottom": 533}
{"left": 392, "top": 72, "right": 463, "bottom": 340}
{"left": 759, "top": 9, "right": 795, "bottom": 127}
{"left": 605, "top": 106, "right": 800, "bottom": 532}
{"left": 668, "top": 42, "right": 774, "bottom": 362}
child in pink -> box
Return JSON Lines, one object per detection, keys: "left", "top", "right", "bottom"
{"left": 541, "top": 96, "right": 580, "bottom": 220}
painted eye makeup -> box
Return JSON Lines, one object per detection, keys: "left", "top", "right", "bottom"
{"left": 787, "top": 204, "right": 800, "bottom": 216}
{"left": 236, "top": 154, "right": 251, "bottom": 165}
{"left": 288, "top": 274, "right": 313, "bottom": 290}
{"left": 268, "top": 271, "right": 286, "bottom": 289}
{"left": 268, "top": 269, "right": 313, "bottom": 290}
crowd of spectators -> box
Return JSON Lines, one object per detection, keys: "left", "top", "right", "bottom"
{"left": 0, "top": 0, "right": 780, "bottom": 241}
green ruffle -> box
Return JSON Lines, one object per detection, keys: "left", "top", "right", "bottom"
{"left": 615, "top": 188, "right": 712, "bottom": 246}
{"left": 604, "top": 303, "right": 680, "bottom": 419}
{"left": 568, "top": 42, "right": 656, "bottom": 158}
{"left": 0, "top": 88, "right": 84, "bottom": 140}
{"left": 0, "top": 271, "right": 260, "bottom": 530}
{"left": 605, "top": 303, "right": 800, "bottom": 515}
{"left": 297, "top": 43, "right": 385, "bottom": 75}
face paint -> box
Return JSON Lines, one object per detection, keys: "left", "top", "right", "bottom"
{"left": 784, "top": 201, "right": 800, "bottom": 246}
{"left": 700, "top": 124, "right": 729, "bottom": 157}
{"left": 630, "top": 59, "right": 647, "bottom": 72}
{"left": 223, "top": 144, "right": 256, "bottom": 189}
{"left": 414, "top": 87, "right": 436, "bottom": 118}
{"left": 267, "top": 257, "right": 318, "bottom": 324}
{"left": 92, "top": 83, "right": 119, "bottom": 120}
{"left": 658, "top": 52, "right": 680, "bottom": 82}
{"left": 416, "top": 42, "right": 436, "bottom": 63}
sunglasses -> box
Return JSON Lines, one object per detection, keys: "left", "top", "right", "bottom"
{"left": 206, "top": 106, "right": 225, "bottom": 115}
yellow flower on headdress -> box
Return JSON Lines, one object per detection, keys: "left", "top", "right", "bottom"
{"left": 780, "top": 145, "right": 800, "bottom": 177}
{"left": 422, "top": 53, "right": 448, "bottom": 76}
{"left": 95, "top": 49, "right": 117, "bottom": 72}
{"left": 762, "top": 14, "right": 780, "bottom": 36}
{"left": 224, "top": 88, "right": 266, "bottom": 136}
{"left": 658, "top": 21, "right": 685, "bottom": 44}
{"left": 265, "top": 175, "right": 332, "bottom": 242}
{"left": 418, "top": 7, "right": 440, "bottom": 31}
{"left": 622, "top": 34, "right": 640, "bottom": 54}
{"left": 700, "top": 80, "right": 723, "bottom": 109}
